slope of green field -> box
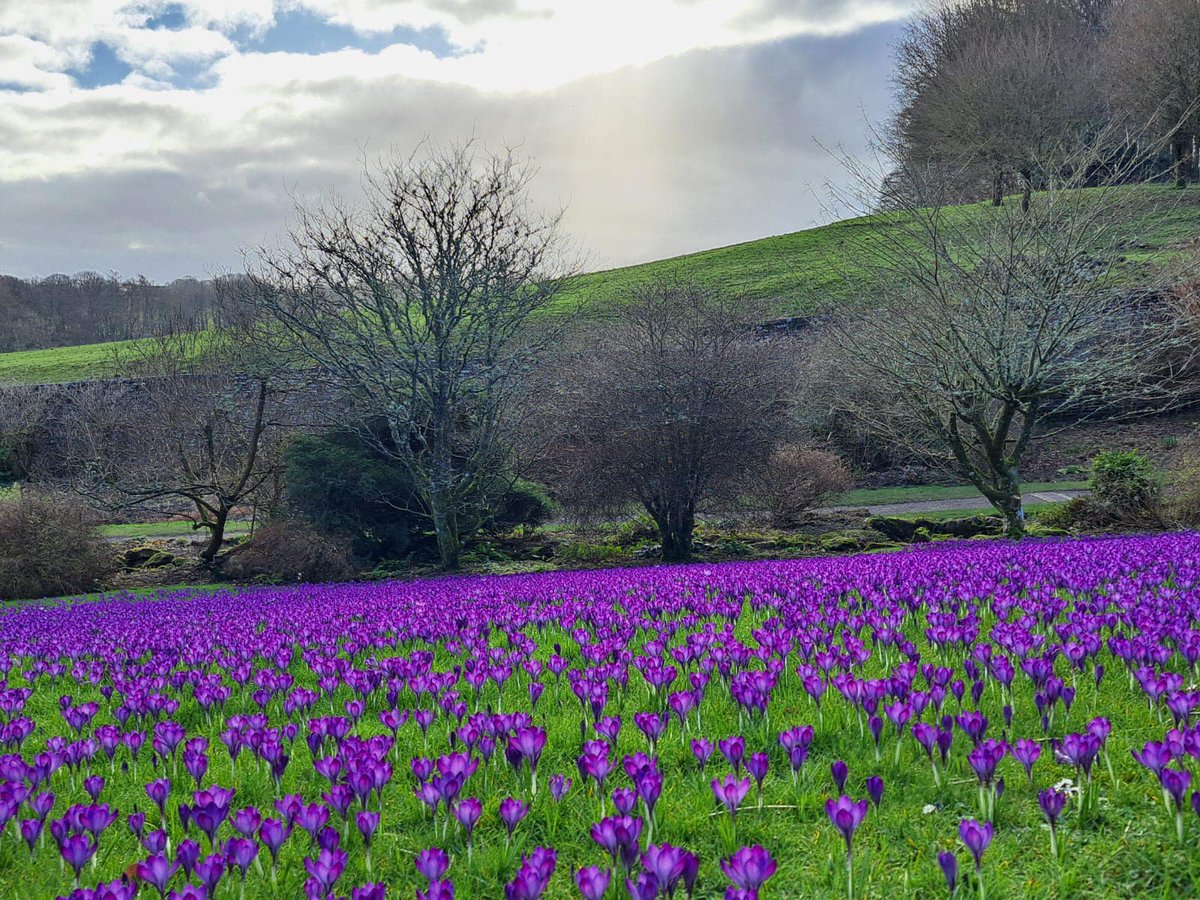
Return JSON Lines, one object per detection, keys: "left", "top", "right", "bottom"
{"left": 3, "top": 185, "right": 1198, "bottom": 384}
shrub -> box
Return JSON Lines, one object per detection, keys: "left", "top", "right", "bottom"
{"left": 555, "top": 542, "right": 625, "bottom": 566}
{"left": 1032, "top": 499, "right": 1084, "bottom": 532}
{"left": 284, "top": 432, "right": 418, "bottom": 562}
{"left": 222, "top": 521, "right": 355, "bottom": 584}
{"left": 1166, "top": 439, "right": 1200, "bottom": 528}
{"left": 1089, "top": 450, "right": 1161, "bottom": 523}
{"left": 0, "top": 492, "right": 115, "bottom": 600}
{"left": 761, "top": 447, "right": 853, "bottom": 528}
{"left": 491, "top": 479, "right": 557, "bottom": 528}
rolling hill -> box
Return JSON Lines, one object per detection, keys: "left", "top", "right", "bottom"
{"left": 3, "top": 185, "right": 1198, "bottom": 385}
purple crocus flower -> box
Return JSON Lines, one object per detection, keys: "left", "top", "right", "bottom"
{"left": 505, "top": 846, "right": 556, "bottom": 900}
{"left": 747, "top": 753, "right": 769, "bottom": 795}
{"left": 937, "top": 851, "right": 958, "bottom": 893}
{"left": 574, "top": 865, "right": 611, "bottom": 900}
{"left": 1132, "top": 741, "right": 1173, "bottom": 778}
{"left": 175, "top": 839, "right": 201, "bottom": 880}
{"left": 224, "top": 837, "right": 258, "bottom": 881}
{"left": 590, "top": 815, "right": 642, "bottom": 870}
{"left": 866, "top": 775, "right": 884, "bottom": 809}
{"left": 720, "top": 845, "right": 777, "bottom": 891}
{"left": 549, "top": 775, "right": 572, "bottom": 803}
{"left": 719, "top": 736, "right": 746, "bottom": 773}
{"left": 416, "top": 847, "right": 450, "bottom": 882}
{"left": 303, "top": 847, "right": 347, "bottom": 898}
{"left": 417, "top": 881, "right": 455, "bottom": 900}
{"left": 259, "top": 818, "right": 290, "bottom": 867}
{"left": 137, "top": 852, "right": 179, "bottom": 898}
{"left": 60, "top": 833, "right": 96, "bottom": 884}
{"left": 1038, "top": 788, "right": 1067, "bottom": 825}
{"left": 195, "top": 853, "right": 225, "bottom": 895}
{"left": 20, "top": 818, "right": 42, "bottom": 856}
{"left": 958, "top": 819, "right": 993, "bottom": 872}
{"left": 1011, "top": 739, "right": 1041, "bottom": 782}
{"left": 499, "top": 797, "right": 528, "bottom": 838}
{"left": 712, "top": 774, "right": 751, "bottom": 818}
{"left": 825, "top": 795, "right": 868, "bottom": 854}
{"left": 831, "top": 760, "right": 849, "bottom": 793}
{"left": 691, "top": 738, "right": 715, "bottom": 770}
{"left": 626, "top": 871, "right": 659, "bottom": 900}
{"left": 641, "top": 843, "right": 688, "bottom": 895}
{"left": 612, "top": 787, "right": 638, "bottom": 816}
{"left": 453, "top": 797, "right": 482, "bottom": 841}
{"left": 1162, "top": 768, "right": 1192, "bottom": 811}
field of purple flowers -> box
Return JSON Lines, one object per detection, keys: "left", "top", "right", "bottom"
{"left": 2, "top": 533, "right": 1200, "bottom": 898}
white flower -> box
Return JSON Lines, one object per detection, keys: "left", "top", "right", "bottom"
{"left": 922, "top": 804, "right": 937, "bottom": 815}
{"left": 1053, "top": 778, "right": 1078, "bottom": 796}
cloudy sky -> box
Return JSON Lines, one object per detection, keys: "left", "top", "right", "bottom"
{"left": 0, "top": 1, "right": 914, "bottom": 281}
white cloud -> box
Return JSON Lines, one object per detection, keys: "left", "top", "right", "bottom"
{"left": 0, "top": 35, "right": 80, "bottom": 90}
{"left": 0, "top": 22, "right": 901, "bottom": 280}
{"left": 0, "top": 1, "right": 911, "bottom": 279}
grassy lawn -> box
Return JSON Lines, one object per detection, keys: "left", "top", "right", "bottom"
{"left": 835, "top": 481, "right": 1088, "bottom": 508}
{"left": 5, "top": 581, "right": 237, "bottom": 607}
{"left": 96, "top": 519, "right": 252, "bottom": 539}
{"left": 4, "top": 186, "right": 1197, "bottom": 385}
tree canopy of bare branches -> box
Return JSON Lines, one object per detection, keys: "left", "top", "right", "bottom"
{"left": 542, "top": 283, "right": 792, "bottom": 562}
{"left": 49, "top": 322, "right": 302, "bottom": 561}
{"left": 823, "top": 142, "right": 1199, "bottom": 537}
{"left": 238, "top": 140, "right": 578, "bottom": 569}
{"left": 895, "top": 0, "right": 1108, "bottom": 207}
{"left": 1104, "top": 0, "right": 1200, "bottom": 187}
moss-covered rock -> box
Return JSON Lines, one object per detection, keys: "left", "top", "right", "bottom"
{"left": 867, "top": 515, "right": 1003, "bottom": 542}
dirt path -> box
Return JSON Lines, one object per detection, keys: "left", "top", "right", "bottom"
{"left": 823, "top": 489, "right": 1089, "bottom": 517}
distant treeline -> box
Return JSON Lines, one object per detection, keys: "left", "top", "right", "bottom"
{"left": 0, "top": 273, "right": 216, "bottom": 353}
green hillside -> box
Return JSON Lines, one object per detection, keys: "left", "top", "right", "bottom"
{"left": 3, "top": 186, "right": 1198, "bottom": 385}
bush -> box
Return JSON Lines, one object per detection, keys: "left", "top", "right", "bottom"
{"left": 555, "top": 542, "right": 625, "bottom": 567}
{"left": 222, "top": 521, "right": 355, "bottom": 584}
{"left": 1089, "top": 450, "right": 1161, "bottom": 523}
{"left": 1166, "top": 439, "right": 1200, "bottom": 528}
{"left": 1032, "top": 499, "right": 1084, "bottom": 532}
{"left": 760, "top": 447, "right": 853, "bottom": 528}
{"left": 491, "top": 479, "right": 557, "bottom": 528}
{"left": 0, "top": 492, "right": 115, "bottom": 600}
{"left": 284, "top": 432, "right": 418, "bottom": 562}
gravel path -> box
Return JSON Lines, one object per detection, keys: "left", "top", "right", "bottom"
{"left": 823, "top": 489, "right": 1089, "bottom": 517}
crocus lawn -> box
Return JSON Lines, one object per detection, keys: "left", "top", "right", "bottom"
{"left": 3, "top": 534, "right": 1200, "bottom": 899}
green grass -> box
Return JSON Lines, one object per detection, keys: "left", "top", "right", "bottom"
{"left": 5, "top": 185, "right": 1197, "bottom": 384}
{"left": 836, "top": 481, "right": 1088, "bottom": 508}
{"left": 96, "top": 519, "right": 252, "bottom": 539}
{"left": 6, "top": 581, "right": 235, "bottom": 606}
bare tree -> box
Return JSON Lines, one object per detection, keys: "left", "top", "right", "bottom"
{"left": 238, "top": 140, "right": 577, "bottom": 570}
{"left": 1105, "top": 0, "right": 1200, "bottom": 188}
{"left": 51, "top": 322, "right": 301, "bottom": 561}
{"left": 895, "top": 0, "right": 1105, "bottom": 208}
{"left": 542, "top": 283, "right": 792, "bottom": 562}
{"left": 823, "top": 142, "right": 1199, "bottom": 537}
{"left": 0, "top": 384, "right": 55, "bottom": 481}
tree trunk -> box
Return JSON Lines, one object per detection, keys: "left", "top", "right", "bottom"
{"left": 1173, "top": 138, "right": 1188, "bottom": 189}
{"left": 990, "top": 473, "right": 1025, "bottom": 539}
{"left": 200, "top": 507, "right": 229, "bottom": 562}
{"left": 649, "top": 500, "right": 695, "bottom": 563}
{"left": 430, "top": 496, "right": 462, "bottom": 570}
{"left": 992, "top": 172, "right": 1004, "bottom": 206}
{"left": 1020, "top": 169, "right": 1032, "bottom": 214}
